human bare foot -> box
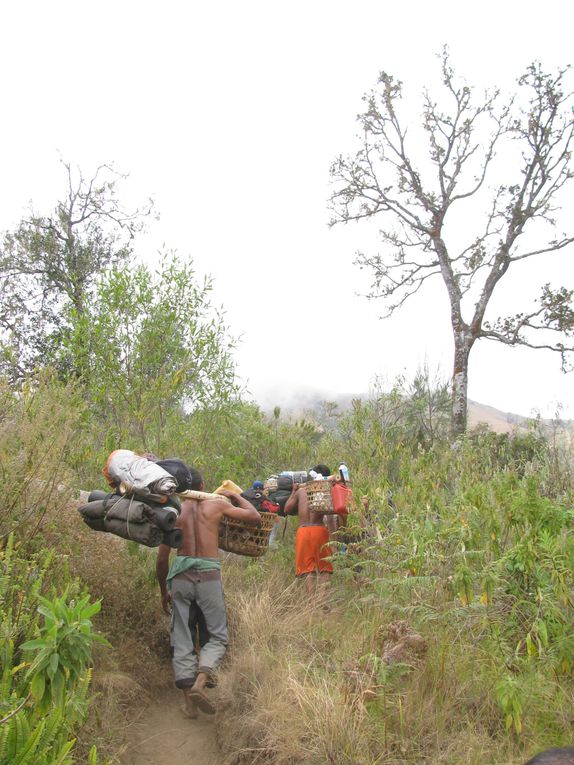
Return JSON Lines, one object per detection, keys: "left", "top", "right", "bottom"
{"left": 189, "top": 686, "right": 215, "bottom": 715}
{"left": 181, "top": 688, "right": 198, "bottom": 718}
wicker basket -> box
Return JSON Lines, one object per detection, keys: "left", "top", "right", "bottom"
{"left": 218, "top": 512, "right": 276, "bottom": 557}
{"left": 305, "top": 480, "right": 336, "bottom": 514}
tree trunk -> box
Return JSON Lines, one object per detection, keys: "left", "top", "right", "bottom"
{"left": 451, "top": 328, "right": 474, "bottom": 439}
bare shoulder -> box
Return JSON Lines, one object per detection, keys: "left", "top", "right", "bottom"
{"left": 202, "top": 497, "right": 230, "bottom": 515}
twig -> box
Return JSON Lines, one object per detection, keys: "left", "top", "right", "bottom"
{"left": 0, "top": 693, "right": 31, "bottom": 725}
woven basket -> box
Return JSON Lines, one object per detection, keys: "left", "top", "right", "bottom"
{"left": 218, "top": 512, "right": 276, "bottom": 557}
{"left": 305, "top": 480, "right": 336, "bottom": 514}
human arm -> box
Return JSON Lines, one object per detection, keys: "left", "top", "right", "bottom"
{"left": 218, "top": 490, "right": 261, "bottom": 523}
{"left": 283, "top": 483, "right": 300, "bottom": 516}
{"left": 156, "top": 543, "right": 172, "bottom": 614}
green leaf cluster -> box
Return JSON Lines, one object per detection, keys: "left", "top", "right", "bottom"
{"left": 0, "top": 536, "right": 107, "bottom": 765}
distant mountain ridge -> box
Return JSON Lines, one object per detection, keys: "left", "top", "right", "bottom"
{"left": 467, "top": 400, "right": 533, "bottom": 433}
{"left": 252, "top": 384, "right": 571, "bottom": 435}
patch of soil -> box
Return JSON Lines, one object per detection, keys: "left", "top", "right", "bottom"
{"left": 380, "top": 619, "right": 427, "bottom": 665}
{"left": 119, "top": 682, "right": 219, "bottom": 765}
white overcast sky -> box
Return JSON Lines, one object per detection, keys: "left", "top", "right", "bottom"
{"left": 0, "top": 0, "right": 573, "bottom": 418}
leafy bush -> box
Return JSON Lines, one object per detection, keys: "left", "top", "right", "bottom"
{"left": 0, "top": 374, "right": 83, "bottom": 543}
{"left": 0, "top": 536, "right": 107, "bottom": 765}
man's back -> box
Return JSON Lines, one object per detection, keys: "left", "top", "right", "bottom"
{"left": 287, "top": 485, "right": 327, "bottom": 525}
{"left": 175, "top": 491, "right": 261, "bottom": 558}
{"left": 176, "top": 498, "right": 229, "bottom": 558}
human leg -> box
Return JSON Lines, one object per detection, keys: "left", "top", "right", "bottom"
{"left": 302, "top": 572, "right": 316, "bottom": 595}
{"left": 170, "top": 578, "right": 200, "bottom": 688}
{"left": 195, "top": 577, "right": 228, "bottom": 674}
{"left": 170, "top": 578, "right": 201, "bottom": 718}
{"left": 188, "top": 576, "right": 228, "bottom": 713}
{"left": 181, "top": 687, "right": 198, "bottom": 718}
{"left": 324, "top": 513, "right": 338, "bottom": 541}
{"left": 315, "top": 526, "right": 334, "bottom": 575}
{"left": 315, "top": 527, "right": 334, "bottom": 605}
{"left": 268, "top": 517, "right": 280, "bottom": 546}
{"left": 188, "top": 599, "right": 209, "bottom": 650}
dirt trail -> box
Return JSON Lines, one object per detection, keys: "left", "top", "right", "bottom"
{"left": 119, "top": 686, "right": 219, "bottom": 765}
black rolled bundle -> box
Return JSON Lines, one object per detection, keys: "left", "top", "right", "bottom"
{"left": 78, "top": 493, "right": 179, "bottom": 548}
{"left": 163, "top": 528, "right": 184, "bottom": 548}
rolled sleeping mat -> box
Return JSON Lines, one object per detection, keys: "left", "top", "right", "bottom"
{"left": 147, "top": 505, "right": 179, "bottom": 531}
{"left": 90, "top": 487, "right": 181, "bottom": 514}
{"left": 88, "top": 489, "right": 118, "bottom": 503}
{"left": 81, "top": 516, "right": 106, "bottom": 532}
{"left": 78, "top": 501, "right": 107, "bottom": 521}
{"left": 163, "top": 528, "right": 184, "bottom": 548}
{"left": 103, "top": 516, "right": 163, "bottom": 547}
{"left": 105, "top": 497, "right": 151, "bottom": 524}
{"left": 82, "top": 493, "right": 177, "bottom": 531}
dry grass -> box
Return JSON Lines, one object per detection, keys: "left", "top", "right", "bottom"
{"left": 9, "top": 476, "right": 566, "bottom": 765}
{"left": 20, "top": 508, "right": 567, "bottom": 765}
{"left": 215, "top": 555, "right": 389, "bottom": 765}
{"left": 213, "top": 550, "right": 559, "bottom": 765}
{"left": 12, "top": 487, "right": 560, "bottom": 765}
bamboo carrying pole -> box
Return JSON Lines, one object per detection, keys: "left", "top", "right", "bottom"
{"left": 178, "top": 489, "right": 232, "bottom": 503}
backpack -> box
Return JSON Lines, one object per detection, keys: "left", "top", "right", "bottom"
{"left": 276, "top": 474, "right": 294, "bottom": 491}
{"left": 268, "top": 488, "right": 296, "bottom": 516}
{"left": 241, "top": 489, "right": 280, "bottom": 515}
{"left": 155, "top": 458, "right": 194, "bottom": 493}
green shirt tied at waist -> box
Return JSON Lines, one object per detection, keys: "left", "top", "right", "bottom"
{"left": 167, "top": 555, "right": 221, "bottom": 583}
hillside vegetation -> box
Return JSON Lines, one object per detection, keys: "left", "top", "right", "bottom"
{"left": 1, "top": 371, "right": 574, "bottom": 765}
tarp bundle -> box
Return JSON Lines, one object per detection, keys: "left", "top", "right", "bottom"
{"left": 78, "top": 491, "right": 183, "bottom": 548}
{"left": 263, "top": 472, "right": 312, "bottom": 516}
{"left": 103, "top": 450, "right": 178, "bottom": 496}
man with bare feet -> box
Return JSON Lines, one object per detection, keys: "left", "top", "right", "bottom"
{"left": 156, "top": 467, "right": 261, "bottom": 718}
{"left": 285, "top": 463, "right": 338, "bottom": 600}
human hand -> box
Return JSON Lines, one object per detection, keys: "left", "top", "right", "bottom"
{"left": 360, "top": 495, "right": 369, "bottom": 510}
{"left": 161, "top": 591, "right": 172, "bottom": 615}
{"left": 218, "top": 489, "right": 238, "bottom": 499}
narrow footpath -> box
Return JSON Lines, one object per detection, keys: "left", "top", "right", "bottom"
{"left": 119, "top": 685, "right": 219, "bottom": 765}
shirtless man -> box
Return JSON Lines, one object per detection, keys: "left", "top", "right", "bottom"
{"left": 156, "top": 467, "right": 260, "bottom": 718}
{"left": 284, "top": 463, "right": 338, "bottom": 597}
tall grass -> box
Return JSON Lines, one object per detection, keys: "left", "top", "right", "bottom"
{"left": 214, "top": 422, "right": 574, "bottom": 765}
{"left": 2, "top": 370, "right": 574, "bottom": 764}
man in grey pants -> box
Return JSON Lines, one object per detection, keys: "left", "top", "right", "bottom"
{"left": 156, "top": 468, "right": 260, "bottom": 718}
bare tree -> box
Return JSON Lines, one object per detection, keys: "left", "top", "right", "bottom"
{"left": 0, "top": 161, "right": 153, "bottom": 379}
{"left": 329, "top": 51, "right": 574, "bottom": 437}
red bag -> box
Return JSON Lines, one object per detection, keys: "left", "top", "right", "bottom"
{"left": 261, "top": 499, "right": 280, "bottom": 514}
{"left": 331, "top": 483, "right": 352, "bottom": 515}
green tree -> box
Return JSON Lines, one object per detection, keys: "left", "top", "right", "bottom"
{"left": 404, "top": 365, "right": 451, "bottom": 448}
{"left": 0, "top": 161, "right": 151, "bottom": 381}
{"left": 329, "top": 51, "right": 574, "bottom": 437}
{"left": 59, "top": 254, "right": 238, "bottom": 452}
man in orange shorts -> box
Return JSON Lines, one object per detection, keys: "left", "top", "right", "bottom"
{"left": 285, "top": 463, "right": 336, "bottom": 596}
